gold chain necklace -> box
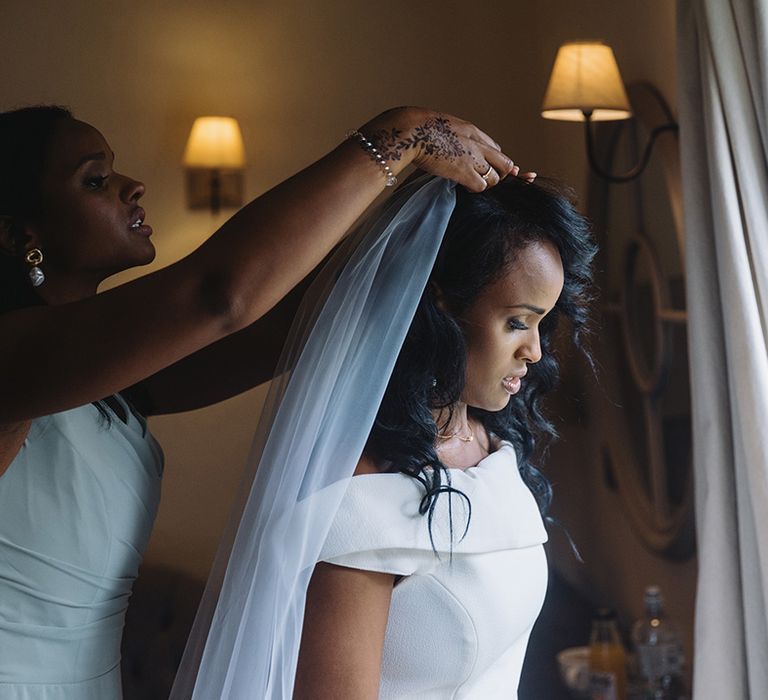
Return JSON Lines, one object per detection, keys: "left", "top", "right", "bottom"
{"left": 437, "top": 426, "right": 475, "bottom": 443}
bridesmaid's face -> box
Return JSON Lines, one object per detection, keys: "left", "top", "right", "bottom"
{"left": 458, "top": 239, "right": 564, "bottom": 412}
{"left": 25, "top": 119, "right": 153, "bottom": 301}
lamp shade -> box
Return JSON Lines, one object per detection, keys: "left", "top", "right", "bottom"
{"left": 182, "top": 116, "right": 246, "bottom": 168}
{"left": 541, "top": 42, "right": 632, "bottom": 122}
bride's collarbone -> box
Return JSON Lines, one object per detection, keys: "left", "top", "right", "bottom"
{"left": 437, "top": 441, "right": 491, "bottom": 470}
{"left": 436, "top": 424, "right": 492, "bottom": 469}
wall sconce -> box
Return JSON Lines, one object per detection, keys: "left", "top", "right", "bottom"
{"left": 541, "top": 41, "right": 678, "bottom": 183}
{"left": 183, "top": 116, "right": 246, "bottom": 214}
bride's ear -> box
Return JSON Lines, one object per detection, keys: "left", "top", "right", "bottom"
{"left": 429, "top": 281, "right": 447, "bottom": 313}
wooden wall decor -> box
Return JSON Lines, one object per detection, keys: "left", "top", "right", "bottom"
{"left": 586, "top": 82, "right": 694, "bottom": 559}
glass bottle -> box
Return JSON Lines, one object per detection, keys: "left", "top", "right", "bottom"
{"left": 589, "top": 608, "right": 627, "bottom": 700}
{"left": 631, "top": 586, "right": 686, "bottom": 699}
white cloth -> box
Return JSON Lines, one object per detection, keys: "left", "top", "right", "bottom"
{"left": 320, "top": 443, "right": 549, "bottom": 699}
{"left": 677, "top": 1, "right": 768, "bottom": 697}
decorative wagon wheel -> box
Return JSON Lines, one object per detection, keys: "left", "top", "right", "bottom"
{"left": 587, "top": 82, "right": 694, "bottom": 559}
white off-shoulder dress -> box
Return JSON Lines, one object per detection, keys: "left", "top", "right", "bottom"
{"left": 319, "top": 442, "right": 548, "bottom": 699}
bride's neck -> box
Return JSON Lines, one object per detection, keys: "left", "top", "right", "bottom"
{"left": 434, "top": 403, "right": 471, "bottom": 438}
{"left": 433, "top": 403, "right": 492, "bottom": 468}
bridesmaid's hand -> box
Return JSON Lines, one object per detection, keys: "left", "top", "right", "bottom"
{"left": 359, "top": 107, "right": 527, "bottom": 192}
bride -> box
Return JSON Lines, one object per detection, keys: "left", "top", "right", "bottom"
{"left": 173, "top": 173, "right": 595, "bottom": 698}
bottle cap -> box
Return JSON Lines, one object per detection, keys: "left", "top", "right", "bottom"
{"left": 595, "top": 607, "right": 617, "bottom": 620}
{"left": 644, "top": 585, "right": 663, "bottom": 604}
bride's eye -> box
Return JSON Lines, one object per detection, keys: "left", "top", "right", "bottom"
{"left": 507, "top": 318, "right": 528, "bottom": 331}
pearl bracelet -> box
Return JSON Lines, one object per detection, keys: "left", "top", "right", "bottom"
{"left": 346, "top": 129, "right": 398, "bottom": 187}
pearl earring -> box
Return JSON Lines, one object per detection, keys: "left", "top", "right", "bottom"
{"left": 25, "top": 248, "right": 45, "bottom": 287}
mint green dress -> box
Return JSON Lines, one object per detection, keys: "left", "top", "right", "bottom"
{"left": 0, "top": 396, "right": 163, "bottom": 699}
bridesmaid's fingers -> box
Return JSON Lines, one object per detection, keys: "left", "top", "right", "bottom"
{"left": 484, "top": 147, "right": 515, "bottom": 180}
{"left": 456, "top": 119, "right": 502, "bottom": 152}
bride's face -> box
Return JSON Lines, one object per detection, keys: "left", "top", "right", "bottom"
{"left": 458, "top": 239, "right": 564, "bottom": 412}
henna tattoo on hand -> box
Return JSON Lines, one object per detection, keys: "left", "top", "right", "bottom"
{"left": 368, "top": 116, "right": 466, "bottom": 163}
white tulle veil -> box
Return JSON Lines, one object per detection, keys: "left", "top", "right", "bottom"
{"left": 170, "top": 174, "right": 457, "bottom": 699}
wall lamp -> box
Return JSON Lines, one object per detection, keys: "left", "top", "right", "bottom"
{"left": 541, "top": 41, "right": 678, "bottom": 183}
{"left": 183, "top": 116, "right": 246, "bottom": 214}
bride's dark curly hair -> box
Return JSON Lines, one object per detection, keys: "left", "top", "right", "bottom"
{"left": 364, "top": 176, "right": 597, "bottom": 540}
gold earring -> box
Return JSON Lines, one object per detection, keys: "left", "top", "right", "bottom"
{"left": 25, "top": 248, "right": 45, "bottom": 287}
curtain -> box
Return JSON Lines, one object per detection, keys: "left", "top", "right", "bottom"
{"left": 677, "top": 1, "right": 768, "bottom": 697}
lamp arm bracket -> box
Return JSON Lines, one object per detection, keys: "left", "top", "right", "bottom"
{"left": 583, "top": 111, "right": 678, "bottom": 184}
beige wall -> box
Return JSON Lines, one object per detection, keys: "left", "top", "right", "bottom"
{"left": 2, "top": 0, "right": 694, "bottom": 661}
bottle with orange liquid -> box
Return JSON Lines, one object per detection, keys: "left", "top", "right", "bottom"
{"left": 589, "top": 608, "right": 627, "bottom": 700}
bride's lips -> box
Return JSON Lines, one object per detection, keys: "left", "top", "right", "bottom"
{"left": 502, "top": 373, "right": 525, "bottom": 395}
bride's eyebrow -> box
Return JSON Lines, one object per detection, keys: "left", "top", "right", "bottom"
{"left": 505, "top": 304, "right": 545, "bottom": 314}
